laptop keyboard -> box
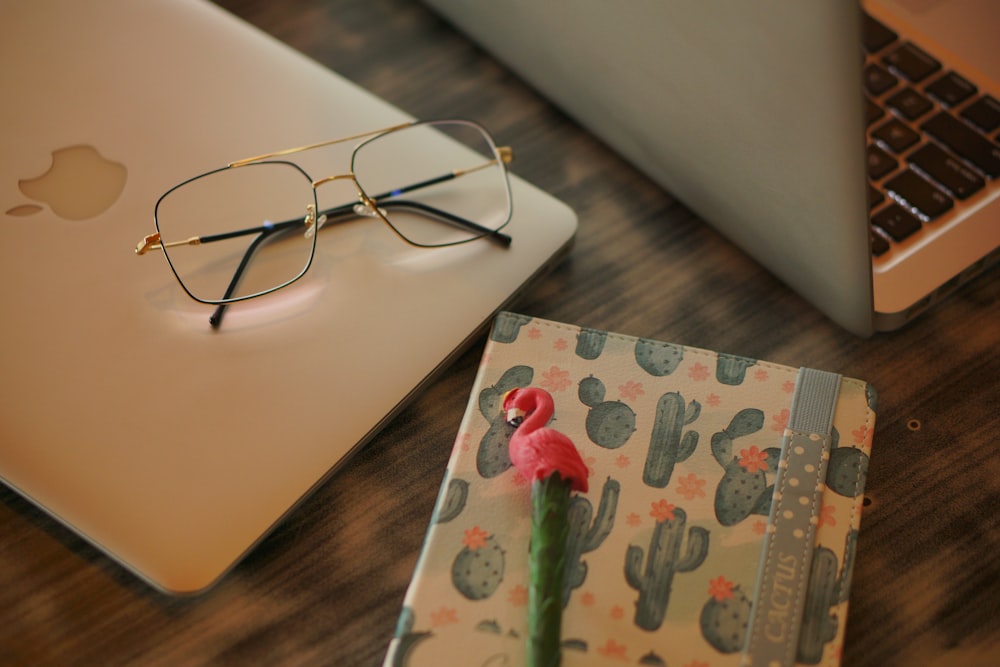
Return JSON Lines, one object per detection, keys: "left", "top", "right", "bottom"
{"left": 862, "top": 12, "right": 999, "bottom": 257}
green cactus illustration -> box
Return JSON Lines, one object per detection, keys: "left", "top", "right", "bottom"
{"left": 638, "top": 651, "right": 667, "bottom": 666}
{"left": 634, "top": 338, "right": 684, "bottom": 376}
{"left": 388, "top": 606, "right": 432, "bottom": 667}
{"left": 578, "top": 376, "right": 637, "bottom": 449}
{"left": 700, "top": 583, "right": 753, "bottom": 653}
{"left": 476, "top": 365, "right": 533, "bottom": 478}
{"left": 490, "top": 312, "right": 532, "bottom": 343}
{"left": 452, "top": 534, "right": 506, "bottom": 600}
{"left": 643, "top": 392, "right": 701, "bottom": 488}
{"left": 433, "top": 477, "right": 469, "bottom": 524}
{"left": 562, "top": 477, "right": 620, "bottom": 606}
{"left": 624, "top": 507, "right": 710, "bottom": 631}
{"left": 865, "top": 383, "right": 878, "bottom": 412}
{"left": 797, "top": 546, "right": 841, "bottom": 664}
{"left": 825, "top": 428, "right": 870, "bottom": 498}
{"left": 709, "top": 409, "right": 775, "bottom": 526}
{"left": 715, "top": 353, "right": 757, "bottom": 385}
{"left": 575, "top": 327, "right": 608, "bottom": 360}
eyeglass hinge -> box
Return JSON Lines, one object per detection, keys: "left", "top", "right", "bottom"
{"left": 498, "top": 146, "right": 514, "bottom": 164}
{"left": 135, "top": 233, "right": 162, "bottom": 255}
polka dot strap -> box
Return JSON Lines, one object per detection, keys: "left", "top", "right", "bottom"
{"left": 743, "top": 368, "right": 841, "bottom": 667}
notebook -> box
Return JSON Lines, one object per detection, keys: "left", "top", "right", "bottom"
{"left": 426, "top": 0, "right": 1000, "bottom": 336}
{"left": 385, "top": 312, "right": 877, "bottom": 667}
{"left": 0, "top": 0, "right": 576, "bottom": 594}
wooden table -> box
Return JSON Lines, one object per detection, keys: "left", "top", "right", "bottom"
{"left": 3, "top": 1, "right": 998, "bottom": 665}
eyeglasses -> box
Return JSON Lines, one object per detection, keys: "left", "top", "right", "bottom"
{"left": 135, "top": 119, "right": 514, "bottom": 327}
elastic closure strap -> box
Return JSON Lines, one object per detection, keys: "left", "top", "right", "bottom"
{"left": 743, "top": 368, "right": 841, "bottom": 667}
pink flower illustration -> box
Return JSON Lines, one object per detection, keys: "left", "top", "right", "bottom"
{"left": 615, "top": 454, "right": 630, "bottom": 468}
{"left": 772, "top": 408, "right": 790, "bottom": 432}
{"left": 706, "top": 393, "right": 722, "bottom": 407}
{"left": 581, "top": 591, "right": 596, "bottom": 606}
{"left": 625, "top": 512, "right": 641, "bottom": 527}
{"left": 430, "top": 606, "right": 458, "bottom": 626}
{"left": 753, "top": 519, "right": 767, "bottom": 535}
{"left": 676, "top": 473, "right": 707, "bottom": 500}
{"left": 596, "top": 639, "right": 629, "bottom": 660}
{"left": 782, "top": 380, "right": 796, "bottom": 393}
{"left": 540, "top": 365, "right": 572, "bottom": 392}
{"left": 527, "top": 327, "right": 542, "bottom": 340}
{"left": 649, "top": 499, "right": 676, "bottom": 523}
{"left": 462, "top": 526, "right": 489, "bottom": 550}
{"left": 610, "top": 605, "right": 625, "bottom": 620}
{"left": 618, "top": 380, "right": 645, "bottom": 400}
{"left": 708, "top": 575, "right": 735, "bottom": 601}
{"left": 553, "top": 338, "right": 569, "bottom": 351}
{"left": 688, "top": 362, "right": 710, "bottom": 381}
{"left": 819, "top": 504, "right": 837, "bottom": 527}
{"left": 507, "top": 585, "right": 528, "bottom": 606}
{"left": 754, "top": 368, "right": 769, "bottom": 382}
{"left": 852, "top": 424, "right": 870, "bottom": 444}
{"left": 738, "top": 446, "right": 769, "bottom": 474}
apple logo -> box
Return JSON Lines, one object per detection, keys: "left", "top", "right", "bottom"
{"left": 5, "top": 145, "right": 127, "bottom": 220}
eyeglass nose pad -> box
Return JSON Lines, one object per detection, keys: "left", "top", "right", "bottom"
{"left": 353, "top": 202, "right": 387, "bottom": 218}
{"left": 303, "top": 205, "right": 328, "bottom": 239}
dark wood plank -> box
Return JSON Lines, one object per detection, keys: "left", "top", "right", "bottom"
{"left": 1, "top": 1, "right": 998, "bottom": 665}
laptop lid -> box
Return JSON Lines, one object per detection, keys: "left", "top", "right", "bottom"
{"left": 0, "top": 0, "right": 576, "bottom": 594}
{"left": 427, "top": 0, "right": 1000, "bottom": 336}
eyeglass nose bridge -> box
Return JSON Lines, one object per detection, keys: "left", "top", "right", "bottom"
{"left": 312, "top": 172, "right": 384, "bottom": 219}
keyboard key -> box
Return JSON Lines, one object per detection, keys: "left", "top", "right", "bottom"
{"left": 866, "top": 97, "right": 885, "bottom": 126}
{"left": 865, "top": 63, "right": 898, "bottom": 96}
{"left": 909, "top": 143, "right": 985, "bottom": 200}
{"left": 886, "top": 87, "right": 934, "bottom": 121}
{"left": 862, "top": 13, "right": 898, "bottom": 53}
{"left": 872, "top": 203, "right": 922, "bottom": 241}
{"left": 922, "top": 111, "right": 1000, "bottom": 177}
{"left": 883, "top": 42, "right": 941, "bottom": 82}
{"left": 961, "top": 95, "right": 1000, "bottom": 133}
{"left": 870, "top": 229, "right": 890, "bottom": 256}
{"left": 867, "top": 144, "right": 898, "bottom": 180}
{"left": 885, "top": 168, "right": 954, "bottom": 219}
{"left": 872, "top": 118, "right": 921, "bottom": 153}
{"left": 925, "top": 71, "right": 977, "bottom": 108}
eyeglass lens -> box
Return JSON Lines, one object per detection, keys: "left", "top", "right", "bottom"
{"left": 153, "top": 120, "right": 510, "bottom": 305}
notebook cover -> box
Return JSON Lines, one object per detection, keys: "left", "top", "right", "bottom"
{"left": 384, "top": 312, "right": 876, "bottom": 667}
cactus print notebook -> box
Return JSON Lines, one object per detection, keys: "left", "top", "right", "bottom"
{"left": 384, "top": 312, "right": 876, "bottom": 667}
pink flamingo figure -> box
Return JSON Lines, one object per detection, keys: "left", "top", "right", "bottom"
{"left": 504, "top": 386, "right": 589, "bottom": 666}
{"left": 504, "top": 387, "right": 589, "bottom": 493}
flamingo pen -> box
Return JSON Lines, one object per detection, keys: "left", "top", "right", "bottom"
{"left": 503, "top": 387, "right": 589, "bottom": 667}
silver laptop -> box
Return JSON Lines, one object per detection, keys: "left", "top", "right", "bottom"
{"left": 0, "top": 0, "right": 576, "bottom": 594}
{"left": 427, "top": 0, "right": 1000, "bottom": 336}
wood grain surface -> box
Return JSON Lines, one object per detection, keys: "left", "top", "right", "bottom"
{"left": 2, "top": 1, "right": 998, "bottom": 665}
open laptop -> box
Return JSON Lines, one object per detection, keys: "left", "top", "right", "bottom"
{"left": 426, "top": 0, "right": 1000, "bottom": 336}
{"left": 0, "top": 0, "right": 576, "bottom": 594}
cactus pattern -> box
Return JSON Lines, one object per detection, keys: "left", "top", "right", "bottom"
{"left": 452, "top": 534, "right": 506, "bottom": 600}
{"left": 490, "top": 312, "right": 532, "bottom": 343}
{"left": 433, "top": 477, "right": 469, "bottom": 524}
{"left": 638, "top": 652, "right": 667, "bottom": 666}
{"left": 825, "top": 428, "right": 870, "bottom": 497}
{"left": 476, "top": 365, "right": 533, "bottom": 478}
{"left": 710, "top": 409, "right": 775, "bottom": 526}
{"left": 634, "top": 338, "right": 684, "bottom": 376}
{"left": 700, "top": 584, "right": 752, "bottom": 653}
{"left": 624, "top": 507, "right": 710, "bottom": 630}
{"left": 388, "top": 606, "right": 432, "bottom": 667}
{"left": 797, "top": 546, "right": 841, "bottom": 664}
{"left": 715, "top": 353, "right": 757, "bottom": 385}
{"left": 562, "top": 477, "right": 620, "bottom": 606}
{"left": 643, "top": 392, "right": 701, "bottom": 488}
{"left": 575, "top": 327, "right": 608, "bottom": 360}
{"left": 578, "top": 376, "right": 637, "bottom": 449}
